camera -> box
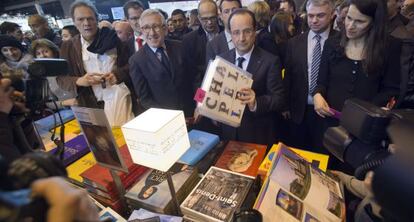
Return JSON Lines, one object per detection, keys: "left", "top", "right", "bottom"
{"left": 323, "top": 98, "right": 414, "bottom": 221}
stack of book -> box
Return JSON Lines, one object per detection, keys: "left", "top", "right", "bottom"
{"left": 125, "top": 163, "right": 199, "bottom": 214}
{"left": 214, "top": 141, "right": 266, "bottom": 178}
{"left": 181, "top": 167, "right": 254, "bottom": 222}
{"left": 80, "top": 145, "right": 148, "bottom": 212}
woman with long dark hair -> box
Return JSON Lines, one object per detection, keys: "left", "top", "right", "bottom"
{"left": 269, "top": 11, "right": 295, "bottom": 67}
{"left": 313, "top": 0, "right": 401, "bottom": 117}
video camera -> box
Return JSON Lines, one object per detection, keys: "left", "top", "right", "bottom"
{"left": 11, "top": 58, "right": 69, "bottom": 113}
{"left": 323, "top": 98, "right": 414, "bottom": 221}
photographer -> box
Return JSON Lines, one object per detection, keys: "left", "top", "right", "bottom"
{"left": 30, "top": 177, "right": 99, "bottom": 222}
{"left": 0, "top": 78, "right": 28, "bottom": 164}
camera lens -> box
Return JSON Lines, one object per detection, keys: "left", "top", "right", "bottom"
{"left": 233, "top": 209, "right": 262, "bottom": 222}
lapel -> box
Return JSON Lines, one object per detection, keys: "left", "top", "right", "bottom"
{"left": 219, "top": 32, "right": 229, "bottom": 51}
{"left": 165, "top": 40, "right": 175, "bottom": 80}
{"left": 298, "top": 31, "right": 309, "bottom": 81}
{"left": 246, "top": 47, "right": 262, "bottom": 77}
{"left": 144, "top": 43, "right": 172, "bottom": 80}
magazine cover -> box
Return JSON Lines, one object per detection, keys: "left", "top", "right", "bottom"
{"left": 255, "top": 144, "right": 345, "bottom": 222}
{"left": 214, "top": 141, "right": 266, "bottom": 177}
{"left": 195, "top": 57, "right": 253, "bottom": 127}
{"left": 72, "top": 106, "right": 127, "bottom": 172}
{"left": 181, "top": 167, "right": 254, "bottom": 222}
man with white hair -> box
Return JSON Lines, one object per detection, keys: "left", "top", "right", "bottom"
{"left": 128, "top": 9, "right": 194, "bottom": 117}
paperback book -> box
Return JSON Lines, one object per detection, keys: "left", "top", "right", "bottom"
{"left": 181, "top": 166, "right": 254, "bottom": 222}
{"left": 125, "top": 163, "right": 199, "bottom": 214}
{"left": 179, "top": 129, "right": 220, "bottom": 166}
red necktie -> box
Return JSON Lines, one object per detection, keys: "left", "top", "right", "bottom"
{"left": 136, "top": 38, "right": 143, "bottom": 50}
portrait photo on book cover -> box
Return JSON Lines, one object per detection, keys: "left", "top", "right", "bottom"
{"left": 272, "top": 154, "right": 311, "bottom": 200}
{"left": 80, "top": 122, "right": 123, "bottom": 169}
{"left": 276, "top": 189, "right": 303, "bottom": 220}
{"left": 227, "top": 149, "right": 258, "bottom": 173}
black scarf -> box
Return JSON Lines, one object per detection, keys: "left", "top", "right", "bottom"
{"left": 87, "top": 27, "right": 119, "bottom": 55}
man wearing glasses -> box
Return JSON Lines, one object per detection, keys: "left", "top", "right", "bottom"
{"left": 183, "top": 0, "right": 223, "bottom": 98}
{"left": 206, "top": 0, "right": 242, "bottom": 62}
{"left": 128, "top": 9, "right": 194, "bottom": 118}
{"left": 219, "top": 9, "right": 285, "bottom": 145}
{"left": 123, "top": 0, "right": 145, "bottom": 56}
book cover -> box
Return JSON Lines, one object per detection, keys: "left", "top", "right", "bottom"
{"left": 254, "top": 143, "right": 345, "bottom": 222}
{"left": 196, "top": 141, "right": 228, "bottom": 175}
{"left": 179, "top": 130, "right": 220, "bottom": 166}
{"left": 81, "top": 145, "right": 148, "bottom": 192}
{"left": 66, "top": 152, "right": 97, "bottom": 186}
{"left": 181, "top": 167, "right": 254, "bottom": 222}
{"left": 125, "top": 163, "right": 197, "bottom": 213}
{"left": 196, "top": 57, "right": 253, "bottom": 127}
{"left": 214, "top": 141, "right": 266, "bottom": 177}
{"left": 34, "top": 109, "right": 75, "bottom": 131}
{"left": 48, "top": 135, "right": 90, "bottom": 166}
{"left": 99, "top": 207, "right": 127, "bottom": 222}
{"left": 258, "top": 144, "right": 330, "bottom": 180}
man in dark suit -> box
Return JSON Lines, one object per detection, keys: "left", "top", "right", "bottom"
{"left": 219, "top": 9, "right": 285, "bottom": 145}
{"left": 129, "top": 9, "right": 193, "bottom": 117}
{"left": 283, "top": 0, "right": 337, "bottom": 151}
{"left": 123, "top": 0, "right": 145, "bottom": 57}
{"left": 205, "top": 0, "right": 241, "bottom": 63}
{"left": 183, "top": 0, "right": 222, "bottom": 94}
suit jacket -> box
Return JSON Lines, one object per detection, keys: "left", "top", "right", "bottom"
{"left": 128, "top": 39, "right": 194, "bottom": 117}
{"left": 284, "top": 30, "right": 339, "bottom": 124}
{"left": 219, "top": 47, "right": 285, "bottom": 145}
{"left": 182, "top": 26, "right": 223, "bottom": 95}
{"left": 256, "top": 29, "right": 278, "bottom": 56}
{"left": 127, "top": 37, "right": 136, "bottom": 58}
{"left": 206, "top": 32, "right": 229, "bottom": 64}
{"left": 59, "top": 34, "right": 138, "bottom": 112}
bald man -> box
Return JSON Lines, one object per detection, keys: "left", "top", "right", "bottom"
{"left": 28, "top": 14, "right": 62, "bottom": 46}
{"left": 114, "top": 21, "right": 134, "bottom": 42}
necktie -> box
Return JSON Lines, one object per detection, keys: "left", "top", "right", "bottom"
{"left": 156, "top": 47, "right": 170, "bottom": 72}
{"left": 237, "top": 57, "right": 245, "bottom": 69}
{"left": 309, "top": 34, "right": 321, "bottom": 95}
{"left": 136, "top": 38, "right": 143, "bottom": 50}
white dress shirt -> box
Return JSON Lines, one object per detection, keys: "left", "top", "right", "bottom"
{"left": 307, "top": 28, "right": 330, "bottom": 104}
{"left": 235, "top": 46, "right": 256, "bottom": 111}
{"left": 81, "top": 36, "right": 117, "bottom": 101}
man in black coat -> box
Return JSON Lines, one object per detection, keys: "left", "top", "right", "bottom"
{"left": 283, "top": 0, "right": 337, "bottom": 151}
{"left": 183, "top": 0, "right": 223, "bottom": 94}
{"left": 205, "top": 0, "right": 241, "bottom": 63}
{"left": 129, "top": 9, "right": 193, "bottom": 117}
{"left": 219, "top": 9, "right": 285, "bottom": 145}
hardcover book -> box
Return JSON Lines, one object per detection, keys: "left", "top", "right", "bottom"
{"left": 66, "top": 152, "right": 96, "bottom": 186}
{"left": 196, "top": 57, "right": 253, "bottom": 127}
{"left": 125, "top": 163, "right": 198, "bottom": 214}
{"left": 34, "top": 109, "right": 75, "bottom": 131}
{"left": 214, "top": 141, "right": 266, "bottom": 177}
{"left": 48, "top": 135, "right": 89, "bottom": 166}
{"left": 179, "top": 130, "right": 220, "bottom": 166}
{"left": 80, "top": 145, "right": 148, "bottom": 192}
{"left": 181, "top": 166, "right": 254, "bottom": 222}
{"left": 254, "top": 143, "right": 345, "bottom": 222}
{"left": 195, "top": 141, "right": 228, "bottom": 175}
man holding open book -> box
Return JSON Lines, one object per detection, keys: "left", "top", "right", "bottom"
{"left": 218, "top": 9, "right": 286, "bottom": 145}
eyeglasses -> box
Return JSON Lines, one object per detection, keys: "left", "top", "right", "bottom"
{"left": 231, "top": 28, "right": 254, "bottom": 36}
{"left": 141, "top": 24, "right": 165, "bottom": 33}
{"left": 199, "top": 16, "right": 218, "bottom": 23}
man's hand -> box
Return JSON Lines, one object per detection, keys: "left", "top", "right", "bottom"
{"left": 239, "top": 88, "right": 256, "bottom": 110}
{"left": 103, "top": 73, "right": 117, "bottom": 86}
{"left": 76, "top": 73, "right": 104, "bottom": 87}
{"left": 31, "top": 177, "right": 99, "bottom": 222}
{"left": 313, "top": 93, "right": 333, "bottom": 118}
{"left": 0, "top": 78, "right": 15, "bottom": 114}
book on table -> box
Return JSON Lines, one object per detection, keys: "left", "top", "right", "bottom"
{"left": 255, "top": 143, "right": 345, "bottom": 222}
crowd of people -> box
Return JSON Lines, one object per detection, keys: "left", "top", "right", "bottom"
{"left": 0, "top": 0, "right": 414, "bottom": 166}
{"left": 0, "top": 0, "right": 413, "bottom": 221}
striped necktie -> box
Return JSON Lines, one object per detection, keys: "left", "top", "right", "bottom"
{"left": 309, "top": 34, "right": 321, "bottom": 95}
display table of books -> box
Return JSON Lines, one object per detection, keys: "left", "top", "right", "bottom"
{"left": 36, "top": 108, "right": 344, "bottom": 222}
